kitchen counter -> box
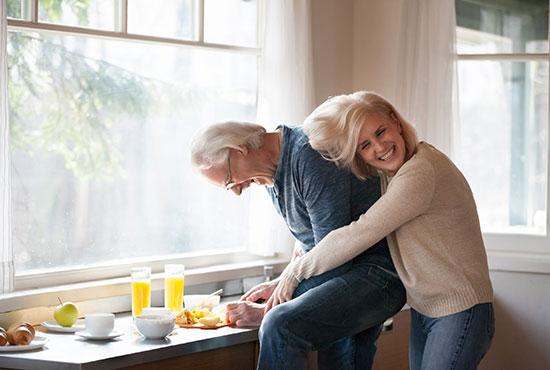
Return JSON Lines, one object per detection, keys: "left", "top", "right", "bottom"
{"left": 0, "top": 312, "right": 259, "bottom": 370}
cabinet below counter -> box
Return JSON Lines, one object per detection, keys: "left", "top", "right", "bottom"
{"left": 0, "top": 312, "right": 258, "bottom": 370}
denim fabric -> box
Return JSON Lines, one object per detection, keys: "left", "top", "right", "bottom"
{"left": 257, "top": 260, "right": 406, "bottom": 370}
{"left": 409, "top": 303, "right": 495, "bottom": 370}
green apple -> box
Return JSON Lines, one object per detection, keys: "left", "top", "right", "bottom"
{"left": 54, "top": 298, "right": 79, "bottom": 327}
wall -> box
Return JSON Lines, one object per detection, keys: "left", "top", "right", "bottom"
{"left": 310, "top": 0, "right": 354, "bottom": 106}
{"left": 310, "top": 1, "right": 550, "bottom": 369}
{"left": 352, "top": 0, "right": 404, "bottom": 100}
{"left": 480, "top": 270, "right": 550, "bottom": 370}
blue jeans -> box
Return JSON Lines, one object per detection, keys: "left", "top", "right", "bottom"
{"left": 410, "top": 302, "right": 495, "bottom": 370}
{"left": 257, "top": 258, "right": 406, "bottom": 370}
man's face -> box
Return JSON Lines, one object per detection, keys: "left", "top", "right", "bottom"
{"left": 200, "top": 149, "right": 275, "bottom": 196}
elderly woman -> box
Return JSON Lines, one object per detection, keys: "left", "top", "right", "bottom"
{"left": 267, "top": 91, "right": 495, "bottom": 370}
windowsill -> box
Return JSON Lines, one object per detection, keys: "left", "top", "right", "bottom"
{"left": 487, "top": 250, "right": 550, "bottom": 274}
{"left": 0, "top": 258, "right": 289, "bottom": 327}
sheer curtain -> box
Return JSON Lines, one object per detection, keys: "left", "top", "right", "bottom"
{"left": 395, "top": 0, "right": 458, "bottom": 157}
{"left": 249, "top": 0, "right": 315, "bottom": 256}
{"left": 0, "top": 1, "right": 14, "bottom": 293}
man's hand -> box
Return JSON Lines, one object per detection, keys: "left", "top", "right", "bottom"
{"left": 240, "top": 279, "right": 280, "bottom": 303}
{"left": 264, "top": 279, "right": 296, "bottom": 313}
{"left": 225, "top": 301, "right": 265, "bottom": 327}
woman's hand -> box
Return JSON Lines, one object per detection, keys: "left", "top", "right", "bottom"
{"left": 240, "top": 278, "right": 280, "bottom": 303}
{"left": 264, "top": 279, "right": 296, "bottom": 313}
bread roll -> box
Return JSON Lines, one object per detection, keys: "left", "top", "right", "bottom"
{"left": 0, "top": 327, "right": 7, "bottom": 346}
{"left": 7, "top": 322, "right": 35, "bottom": 345}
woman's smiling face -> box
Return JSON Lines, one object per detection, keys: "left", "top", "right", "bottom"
{"left": 356, "top": 112, "right": 407, "bottom": 176}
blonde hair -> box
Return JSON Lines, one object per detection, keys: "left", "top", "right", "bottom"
{"left": 303, "top": 91, "right": 418, "bottom": 179}
{"left": 190, "top": 121, "right": 266, "bottom": 170}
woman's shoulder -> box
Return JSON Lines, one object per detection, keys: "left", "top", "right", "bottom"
{"left": 409, "top": 142, "right": 451, "bottom": 167}
{"left": 408, "top": 141, "right": 466, "bottom": 182}
{"left": 401, "top": 142, "right": 436, "bottom": 170}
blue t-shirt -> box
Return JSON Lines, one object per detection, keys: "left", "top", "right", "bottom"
{"left": 267, "top": 126, "right": 391, "bottom": 263}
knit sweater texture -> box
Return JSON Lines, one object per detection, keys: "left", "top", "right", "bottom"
{"left": 281, "top": 142, "right": 493, "bottom": 317}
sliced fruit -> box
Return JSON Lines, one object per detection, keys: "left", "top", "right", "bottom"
{"left": 198, "top": 317, "right": 220, "bottom": 327}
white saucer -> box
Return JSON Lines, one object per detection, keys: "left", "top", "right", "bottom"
{"left": 75, "top": 330, "right": 123, "bottom": 340}
{"left": 42, "top": 319, "right": 85, "bottom": 333}
{"left": 0, "top": 336, "right": 48, "bottom": 352}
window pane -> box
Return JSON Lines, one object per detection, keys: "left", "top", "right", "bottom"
{"left": 128, "top": 0, "right": 195, "bottom": 40}
{"left": 8, "top": 30, "right": 257, "bottom": 273}
{"left": 456, "top": 0, "right": 548, "bottom": 54}
{"left": 38, "top": 0, "right": 118, "bottom": 31}
{"left": 7, "top": 0, "right": 26, "bottom": 20}
{"left": 204, "top": 0, "right": 258, "bottom": 47}
{"left": 456, "top": 60, "right": 547, "bottom": 235}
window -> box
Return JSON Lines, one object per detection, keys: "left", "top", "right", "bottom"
{"left": 7, "top": 0, "right": 264, "bottom": 286}
{"left": 455, "top": 0, "right": 549, "bottom": 252}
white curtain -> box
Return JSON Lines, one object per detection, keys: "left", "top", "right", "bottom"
{"left": 395, "top": 0, "right": 458, "bottom": 157}
{"left": 249, "top": 0, "right": 315, "bottom": 256}
{"left": 0, "top": 0, "right": 14, "bottom": 293}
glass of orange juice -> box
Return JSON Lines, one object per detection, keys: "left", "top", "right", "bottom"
{"left": 164, "top": 264, "right": 185, "bottom": 313}
{"left": 131, "top": 266, "right": 151, "bottom": 318}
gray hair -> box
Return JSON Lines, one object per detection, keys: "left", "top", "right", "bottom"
{"left": 303, "top": 91, "right": 419, "bottom": 179}
{"left": 190, "top": 121, "right": 267, "bottom": 170}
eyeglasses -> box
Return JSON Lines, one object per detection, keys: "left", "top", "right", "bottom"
{"left": 223, "top": 154, "right": 238, "bottom": 191}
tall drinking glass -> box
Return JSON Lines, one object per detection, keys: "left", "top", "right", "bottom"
{"left": 131, "top": 266, "right": 151, "bottom": 318}
{"left": 164, "top": 264, "right": 185, "bottom": 313}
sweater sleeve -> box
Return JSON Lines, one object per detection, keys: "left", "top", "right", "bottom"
{"left": 280, "top": 157, "right": 436, "bottom": 287}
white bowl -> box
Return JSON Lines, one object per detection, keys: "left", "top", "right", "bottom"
{"left": 142, "top": 307, "right": 171, "bottom": 316}
{"left": 135, "top": 315, "right": 176, "bottom": 339}
{"left": 183, "top": 295, "right": 220, "bottom": 310}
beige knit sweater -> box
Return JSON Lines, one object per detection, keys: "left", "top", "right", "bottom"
{"left": 281, "top": 142, "right": 493, "bottom": 317}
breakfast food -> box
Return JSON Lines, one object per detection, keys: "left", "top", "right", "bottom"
{"left": 54, "top": 300, "right": 79, "bottom": 327}
{"left": 198, "top": 317, "right": 221, "bottom": 327}
{"left": 176, "top": 307, "right": 223, "bottom": 327}
{"left": 7, "top": 322, "right": 35, "bottom": 345}
{"left": 0, "top": 327, "right": 7, "bottom": 346}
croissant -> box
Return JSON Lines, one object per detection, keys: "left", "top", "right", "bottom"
{"left": 0, "top": 327, "right": 7, "bottom": 346}
{"left": 7, "top": 322, "right": 35, "bottom": 345}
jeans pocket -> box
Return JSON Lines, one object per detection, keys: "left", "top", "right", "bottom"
{"left": 363, "top": 265, "right": 406, "bottom": 313}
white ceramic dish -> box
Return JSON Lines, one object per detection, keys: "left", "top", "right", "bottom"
{"left": 183, "top": 295, "right": 220, "bottom": 310}
{"left": 135, "top": 314, "right": 176, "bottom": 339}
{"left": 142, "top": 307, "right": 171, "bottom": 316}
{"left": 41, "top": 319, "right": 85, "bottom": 333}
{"left": 75, "top": 330, "right": 123, "bottom": 340}
{"left": 0, "top": 336, "right": 48, "bottom": 352}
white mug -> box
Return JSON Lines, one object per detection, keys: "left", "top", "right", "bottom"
{"left": 85, "top": 313, "right": 115, "bottom": 337}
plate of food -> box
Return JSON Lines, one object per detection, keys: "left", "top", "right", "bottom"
{"left": 0, "top": 336, "right": 48, "bottom": 352}
{"left": 0, "top": 322, "right": 48, "bottom": 352}
{"left": 41, "top": 319, "right": 85, "bottom": 333}
{"left": 176, "top": 307, "right": 230, "bottom": 329}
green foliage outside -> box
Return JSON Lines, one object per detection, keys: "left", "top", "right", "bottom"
{"left": 7, "top": 0, "right": 153, "bottom": 181}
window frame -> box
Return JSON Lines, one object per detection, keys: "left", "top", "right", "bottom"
{"left": 4, "top": 0, "right": 288, "bottom": 292}
{"left": 455, "top": 21, "right": 550, "bottom": 260}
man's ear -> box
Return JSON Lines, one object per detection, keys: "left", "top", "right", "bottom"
{"left": 237, "top": 144, "right": 249, "bottom": 155}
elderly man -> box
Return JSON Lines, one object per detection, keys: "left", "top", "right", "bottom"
{"left": 190, "top": 121, "right": 405, "bottom": 370}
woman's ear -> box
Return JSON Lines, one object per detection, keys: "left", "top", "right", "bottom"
{"left": 390, "top": 112, "right": 402, "bottom": 134}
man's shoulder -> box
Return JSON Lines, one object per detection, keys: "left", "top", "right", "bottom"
{"left": 284, "top": 126, "right": 334, "bottom": 169}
